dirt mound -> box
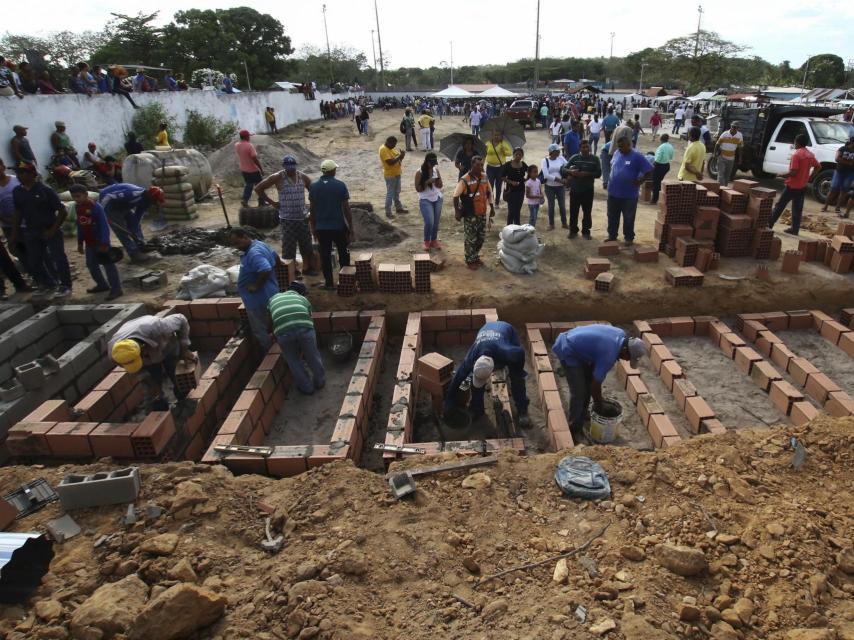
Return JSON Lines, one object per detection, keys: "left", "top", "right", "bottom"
{"left": 147, "top": 226, "right": 264, "bottom": 255}
{"left": 351, "top": 206, "right": 408, "bottom": 248}
{"left": 208, "top": 136, "right": 321, "bottom": 187}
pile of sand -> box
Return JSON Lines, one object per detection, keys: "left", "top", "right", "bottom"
{"left": 350, "top": 206, "right": 408, "bottom": 248}
{"left": 207, "top": 136, "right": 321, "bottom": 187}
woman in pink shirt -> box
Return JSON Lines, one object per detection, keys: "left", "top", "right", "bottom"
{"left": 235, "top": 130, "right": 264, "bottom": 206}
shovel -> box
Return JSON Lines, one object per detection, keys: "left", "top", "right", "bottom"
{"left": 215, "top": 184, "right": 231, "bottom": 229}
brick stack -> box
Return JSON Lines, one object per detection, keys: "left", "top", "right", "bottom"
{"left": 355, "top": 253, "right": 375, "bottom": 291}
{"left": 584, "top": 257, "right": 611, "bottom": 279}
{"left": 675, "top": 237, "right": 699, "bottom": 267}
{"left": 377, "top": 264, "right": 396, "bottom": 293}
{"left": 594, "top": 272, "right": 615, "bottom": 292}
{"left": 716, "top": 210, "right": 753, "bottom": 257}
{"left": 827, "top": 231, "right": 854, "bottom": 274}
{"left": 417, "top": 352, "right": 453, "bottom": 413}
{"left": 665, "top": 266, "right": 704, "bottom": 287}
{"left": 174, "top": 355, "right": 201, "bottom": 397}
{"left": 693, "top": 207, "right": 719, "bottom": 241}
{"left": 781, "top": 250, "right": 802, "bottom": 274}
{"left": 275, "top": 259, "right": 297, "bottom": 291}
{"left": 656, "top": 182, "right": 695, "bottom": 252}
{"left": 413, "top": 254, "right": 432, "bottom": 293}
{"left": 732, "top": 178, "right": 759, "bottom": 194}
{"left": 337, "top": 266, "right": 357, "bottom": 296}
{"left": 720, "top": 188, "right": 749, "bottom": 214}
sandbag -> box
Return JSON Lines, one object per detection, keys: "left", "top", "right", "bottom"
{"left": 500, "top": 224, "right": 536, "bottom": 245}
{"left": 163, "top": 193, "right": 195, "bottom": 206}
{"left": 179, "top": 264, "right": 228, "bottom": 299}
{"left": 504, "top": 233, "right": 541, "bottom": 255}
{"left": 153, "top": 165, "right": 188, "bottom": 178}
{"left": 161, "top": 182, "right": 194, "bottom": 195}
{"left": 162, "top": 203, "right": 197, "bottom": 214}
{"left": 499, "top": 249, "right": 538, "bottom": 275}
{"left": 59, "top": 190, "right": 99, "bottom": 202}
{"left": 497, "top": 240, "right": 544, "bottom": 263}
{"left": 153, "top": 175, "right": 186, "bottom": 186}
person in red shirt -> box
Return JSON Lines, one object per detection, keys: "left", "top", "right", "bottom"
{"left": 234, "top": 130, "right": 264, "bottom": 207}
{"left": 650, "top": 111, "right": 662, "bottom": 141}
{"left": 769, "top": 134, "right": 821, "bottom": 236}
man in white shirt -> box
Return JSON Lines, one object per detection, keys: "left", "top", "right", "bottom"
{"left": 587, "top": 115, "right": 603, "bottom": 154}
{"left": 470, "top": 108, "right": 483, "bottom": 136}
{"left": 672, "top": 105, "right": 686, "bottom": 135}
{"left": 714, "top": 121, "right": 744, "bottom": 186}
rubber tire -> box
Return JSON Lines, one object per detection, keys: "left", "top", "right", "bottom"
{"left": 707, "top": 156, "right": 719, "bottom": 180}
{"left": 812, "top": 167, "right": 835, "bottom": 205}
{"left": 751, "top": 167, "right": 774, "bottom": 180}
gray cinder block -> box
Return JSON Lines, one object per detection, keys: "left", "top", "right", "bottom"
{"left": 14, "top": 361, "right": 44, "bottom": 391}
{"left": 56, "top": 467, "right": 141, "bottom": 510}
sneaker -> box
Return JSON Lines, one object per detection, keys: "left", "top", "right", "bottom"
{"left": 396, "top": 207, "right": 409, "bottom": 214}
{"left": 839, "top": 211, "right": 850, "bottom": 219}
{"left": 87, "top": 286, "right": 110, "bottom": 294}
{"left": 53, "top": 286, "right": 71, "bottom": 299}
{"left": 106, "top": 290, "right": 124, "bottom": 301}
{"left": 582, "top": 232, "right": 592, "bottom": 240}
{"left": 783, "top": 227, "right": 799, "bottom": 236}
{"left": 568, "top": 232, "right": 578, "bottom": 239}
{"left": 624, "top": 239, "right": 634, "bottom": 247}
{"left": 561, "top": 223, "right": 569, "bottom": 229}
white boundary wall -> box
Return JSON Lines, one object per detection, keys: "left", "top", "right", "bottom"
{"left": 0, "top": 89, "right": 347, "bottom": 167}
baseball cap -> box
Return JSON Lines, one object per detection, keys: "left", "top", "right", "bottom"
{"left": 282, "top": 155, "right": 298, "bottom": 167}
{"left": 239, "top": 129, "right": 250, "bottom": 139}
{"left": 55, "top": 121, "right": 65, "bottom": 128}
{"left": 12, "top": 125, "right": 27, "bottom": 134}
{"left": 320, "top": 159, "right": 338, "bottom": 172}
{"left": 147, "top": 186, "right": 165, "bottom": 203}
{"left": 627, "top": 337, "right": 648, "bottom": 368}
{"left": 548, "top": 143, "right": 560, "bottom": 153}
{"left": 112, "top": 339, "right": 143, "bottom": 373}
{"left": 471, "top": 355, "right": 494, "bottom": 389}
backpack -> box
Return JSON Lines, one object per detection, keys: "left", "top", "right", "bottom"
{"left": 399, "top": 118, "right": 407, "bottom": 134}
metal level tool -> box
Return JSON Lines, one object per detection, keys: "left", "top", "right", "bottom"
{"left": 372, "top": 443, "right": 427, "bottom": 455}
{"left": 214, "top": 444, "right": 274, "bottom": 457}
{"left": 385, "top": 456, "right": 499, "bottom": 499}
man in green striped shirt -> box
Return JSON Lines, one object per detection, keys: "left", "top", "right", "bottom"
{"left": 268, "top": 281, "right": 325, "bottom": 394}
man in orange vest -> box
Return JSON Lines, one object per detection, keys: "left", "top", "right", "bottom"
{"left": 452, "top": 156, "right": 495, "bottom": 270}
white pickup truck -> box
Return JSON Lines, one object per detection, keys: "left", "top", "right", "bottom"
{"left": 708, "top": 104, "right": 854, "bottom": 203}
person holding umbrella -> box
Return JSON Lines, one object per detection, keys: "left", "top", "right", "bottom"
{"left": 454, "top": 137, "right": 477, "bottom": 179}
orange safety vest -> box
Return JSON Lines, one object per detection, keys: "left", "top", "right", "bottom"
{"left": 459, "top": 172, "right": 491, "bottom": 217}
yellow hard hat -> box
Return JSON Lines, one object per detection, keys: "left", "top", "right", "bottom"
{"left": 112, "top": 339, "right": 143, "bottom": 373}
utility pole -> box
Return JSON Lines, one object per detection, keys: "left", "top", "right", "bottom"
{"left": 370, "top": 30, "right": 377, "bottom": 90}
{"left": 608, "top": 32, "right": 615, "bottom": 89}
{"left": 450, "top": 41, "right": 454, "bottom": 85}
{"left": 533, "top": 0, "right": 541, "bottom": 92}
{"left": 693, "top": 5, "right": 704, "bottom": 90}
{"left": 801, "top": 54, "right": 813, "bottom": 102}
{"left": 374, "top": 0, "right": 385, "bottom": 88}
{"left": 639, "top": 62, "right": 648, "bottom": 94}
{"left": 242, "top": 59, "right": 252, "bottom": 91}
{"left": 322, "top": 4, "right": 334, "bottom": 86}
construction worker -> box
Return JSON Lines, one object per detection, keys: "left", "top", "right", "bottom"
{"left": 552, "top": 325, "right": 648, "bottom": 440}
{"left": 98, "top": 183, "right": 164, "bottom": 263}
{"left": 109, "top": 314, "right": 197, "bottom": 411}
{"left": 229, "top": 227, "right": 280, "bottom": 352}
{"left": 444, "top": 320, "right": 532, "bottom": 428}
{"left": 268, "top": 281, "right": 325, "bottom": 395}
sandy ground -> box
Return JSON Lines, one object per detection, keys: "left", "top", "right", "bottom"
{"left": 11, "top": 107, "right": 850, "bottom": 325}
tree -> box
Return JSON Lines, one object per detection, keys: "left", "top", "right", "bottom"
{"left": 91, "top": 12, "right": 165, "bottom": 67}
{"left": 660, "top": 30, "right": 748, "bottom": 90}
{"left": 0, "top": 31, "right": 108, "bottom": 70}
{"left": 800, "top": 54, "right": 845, "bottom": 88}
{"left": 162, "top": 8, "right": 292, "bottom": 89}
{"left": 291, "top": 45, "right": 368, "bottom": 87}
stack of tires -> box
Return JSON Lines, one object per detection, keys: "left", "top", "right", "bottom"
{"left": 238, "top": 205, "right": 278, "bottom": 229}
{"left": 154, "top": 165, "right": 198, "bottom": 221}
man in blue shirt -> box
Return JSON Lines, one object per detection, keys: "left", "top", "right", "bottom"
{"left": 229, "top": 227, "right": 281, "bottom": 351}
{"left": 444, "top": 321, "right": 532, "bottom": 429}
{"left": 606, "top": 126, "right": 653, "bottom": 245}
{"left": 10, "top": 162, "right": 73, "bottom": 297}
{"left": 99, "top": 183, "right": 165, "bottom": 263}
{"left": 553, "top": 325, "right": 647, "bottom": 440}
{"left": 562, "top": 121, "right": 581, "bottom": 160}
{"left": 602, "top": 108, "right": 620, "bottom": 143}
{"left": 309, "top": 159, "right": 354, "bottom": 290}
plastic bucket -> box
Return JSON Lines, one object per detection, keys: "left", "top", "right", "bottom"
{"left": 586, "top": 398, "right": 623, "bottom": 444}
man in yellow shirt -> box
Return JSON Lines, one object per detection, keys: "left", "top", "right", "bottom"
{"left": 379, "top": 136, "right": 408, "bottom": 219}
{"left": 678, "top": 127, "right": 706, "bottom": 181}
{"left": 714, "top": 121, "right": 743, "bottom": 187}
{"left": 485, "top": 131, "right": 513, "bottom": 205}
{"left": 418, "top": 110, "right": 435, "bottom": 150}
{"left": 154, "top": 122, "right": 170, "bottom": 148}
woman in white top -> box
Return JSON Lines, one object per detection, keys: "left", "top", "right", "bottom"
{"left": 550, "top": 116, "right": 563, "bottom": 145}
{"left": 541, "top": 144, "right": 568, "bottom": 230}
{"left": 414, "top": 152, "right": 444, "bottom": 251}
{"left": 587, "top": 115, "right": 603, "bottom": 154}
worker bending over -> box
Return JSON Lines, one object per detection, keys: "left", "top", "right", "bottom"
{"left": 444, "top": 321, "right": 531, "bottom": 428}
{"left": 552, "top": 325, "right": 647, "bottom": 440}
{"left": 110, "top": 314, "right": 197, "bottom": 411}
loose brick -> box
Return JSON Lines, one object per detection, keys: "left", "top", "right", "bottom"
{"left": 648, "top": 414, "right": 679, "bottom": 447}
{"left": 826, "top": 391, "right": 854, "bottom": 417}
{"left": 660, "top": 360, "right": 683, "bottom": 391}
{"left": 46, "top": 422, "right": 98, "bottom": 458}
{"left": 750, "top": 360, "right": 781, "bottom": 392}
{"left": 788, "top": 358, "right": 818, "bottom": 387}
{"left": 417, "top": 353, "right": 453, "bottom": 383}
{"left": 734, "top": 346, "right": 762, "bottom": 375}
{"left": 673, "top": 379, "right": 697, "bottom": 411}
{"left": 626, "top": 376, "right": 649, "bottom": 404}
{"left": 768, "top": 380, "right": 804, "bottom": 416}
{"left": 90, "top": 422, "right": 139, "bottom": 459}
{"left": 790, "top": 401, "right": 819, "bottom": 426}
{"left": 649, "top": 344, "right": 674, "bottom": 373}
{"left": 701, "top": 418, "right": 727, "bottom": 435}
{"left": 685, "top": 396, "right": 715, "bottom": 434}
{"left": 804, "top": 372, "right": 840, "bottom": 405}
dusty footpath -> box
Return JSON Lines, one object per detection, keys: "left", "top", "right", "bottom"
{"left": 0, "top": 417, "right": 852, "bottom": 640}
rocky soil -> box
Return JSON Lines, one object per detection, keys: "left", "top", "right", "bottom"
{"left": 0, "top": 416, "right": 852, "bottom": 640}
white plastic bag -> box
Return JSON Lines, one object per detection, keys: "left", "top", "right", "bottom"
{"left": 226, "top": 265, "right": 241, "bottom": 285}
{"left": 179, "top": 264, "right": 230, "bottom": 299}
{"left": 497, "top": 240, "right": 544, "bottom": 263}
{"left": 500, "top": 224, "right": 536, "bottom": 245}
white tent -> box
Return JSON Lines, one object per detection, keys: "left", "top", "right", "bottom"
{"left": 431, "top": 85, "right": 474, "bottom": 98}
{"left": 270, "top": 81, "right": 300, "bottom": 91}
{"left": 688, "top": 91, "right": 719, "bottom": 102}
{"left": 479, "top": 86, "right": 519, "bottom": 98}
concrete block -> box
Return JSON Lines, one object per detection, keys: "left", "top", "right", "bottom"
{"left": 35, "top": 328, "right": 63, "bottom": 355}
{"left": 9, "top": 344, "right": 40, "bottom": 368}
{"left": 14, "top": 361, "right": 45, "bottom": 391}
{"left": 12, "top": 309, "right": 59, "bottom": 350}
{"left": 62, "top": 324, "right": 88, "bottom": 341}
{"left": 56, "top": 305, "right": 97, "bottom": 325}
{"left": 0, "top": 303, "right": 33, "bottom": 333}
{"left": 0, "top": 335, "right": 16, "bottom": 367}
{"left": 0, "top": 378, "right": 25, "bottom": 402}
{"left": 0, "top": 362, "right": 11, "bottom": 385}
{"left": 56, "top": 467, "right": 141, "bottom": 509}
{"left": 91, "top": 304, "right": 126, "bottom": 324}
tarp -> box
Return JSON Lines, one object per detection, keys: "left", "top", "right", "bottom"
{"left": 688, "top": 91, "right": 719, "bottom": 102}
{"left": 653, "top": 95, "right": 680, "bottom": 102}
{"left": 479, "top": 86, "right": 519, "bottom": 98}
{"left": 270, "top": 81, "right": 300, "bottom": 91}
{"left": 431, "top": 85, "right": 474, "bottom": 98}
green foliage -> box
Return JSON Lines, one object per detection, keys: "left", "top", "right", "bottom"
{"left": 801, "top": 54, "right": 845, "bottom": 89}
{"left": 183, "top": 111, "right": 238, "bottom": 150}
{"left": 92, "top": 12, "right": 165, "bottom": 67}
{"left": 130, "top": 103, "right": 178, "bottom": 149}
{"left": 290, "top": 45, "right": 368, "bottom": 87}
{"left": 0, "top": 30, "right": 108, "bottom": 73}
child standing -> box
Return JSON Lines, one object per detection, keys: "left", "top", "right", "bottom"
{"left": 525, "top": 165, "right": 545, "bottom": 227}
{"left": 70, "top": 184, "right": 123, "bottom": 300}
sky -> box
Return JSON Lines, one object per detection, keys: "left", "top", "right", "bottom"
{"left": 9, "top": 0, "right": 854, "bottom": 74}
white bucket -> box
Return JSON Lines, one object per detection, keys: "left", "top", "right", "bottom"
{"left": 586, "top": 399, "right": 623, "bottom": 444}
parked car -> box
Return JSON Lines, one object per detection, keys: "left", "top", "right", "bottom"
{"left": 506, "top": 99, "right": 540, "bottom": 129}
{"left": 709, "top": 104, "right": 854, "bottom": 203}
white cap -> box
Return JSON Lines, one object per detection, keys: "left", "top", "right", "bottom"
{"left": 472, "top": 356, "right": 494, "bottom": 388}
{"left": 627, "top": 337, "right": 648, "bottom": 368}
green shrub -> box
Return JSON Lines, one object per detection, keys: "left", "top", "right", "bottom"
{"left": 130, "top": 103, "right": 179, "bottom": 149}
{"left": 183, "top": 110, "right": 238, "bottom": 151}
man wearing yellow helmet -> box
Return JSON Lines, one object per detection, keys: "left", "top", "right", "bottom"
{"left": 109, "top": 314, "right": 195, "bottom": 411}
